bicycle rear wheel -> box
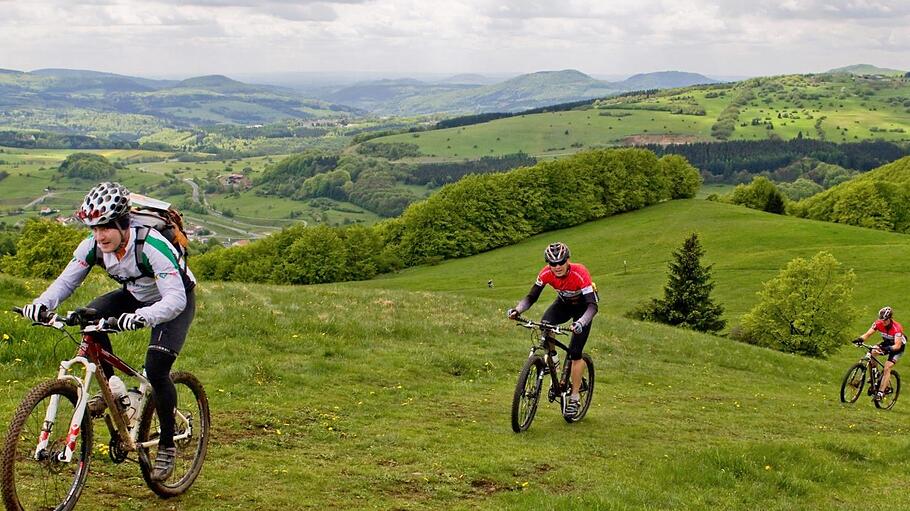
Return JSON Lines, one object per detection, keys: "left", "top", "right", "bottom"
{"left": 1, "top": 379, "right": 93, "bottom": 511}
{"left": 839, "top": 363, "right": 866, "bottom": 403}
{"left": 875, "top": 371, "right": 900, "bottom": 410}
{"left": 564, "top": 354, "right": 595, "bottom": 423}
{"left": 511, "top": 355, "right": 545, "bottom": 432}
{"left": 137, "top": 371, "right": 210, "bottom": 498}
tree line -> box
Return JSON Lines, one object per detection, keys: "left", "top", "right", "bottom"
{"left": 405, "top": 153, "right": 537, "bottom": 186}
{"left": 641, "top": 139, "right": 908, "bottom": 181}
{"left": 192, "top": 148, "right": 701, "bottom": 284}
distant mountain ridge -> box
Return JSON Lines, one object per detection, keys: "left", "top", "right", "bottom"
{"left": 0, "top": 68, "right": 361, "bottom": 135}
{"left": 0, "top": 66, "right": 719, "bottom": 135}
{"left": 827, "top": 64, "right": 906, "bottom": 76}
{"left": 319, "top": 69, "right": 718, "bottom": 115}
{"left": 613, "top": 71, "right": 719, "bottom": 90}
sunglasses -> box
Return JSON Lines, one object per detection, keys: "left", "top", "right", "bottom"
{"left": 548, "top": 259, "right": 568, "bottom": 267}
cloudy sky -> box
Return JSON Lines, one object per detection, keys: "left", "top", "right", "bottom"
{"left": 0, "top": 0, "right": 907, "bottom": 80}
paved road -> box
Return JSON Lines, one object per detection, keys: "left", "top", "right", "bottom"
{"left": 25, "top": 192, "right": 55, "bottom": 208}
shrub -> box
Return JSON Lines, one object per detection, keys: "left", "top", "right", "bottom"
{"left": 728, "top": 176, "right": 787, "bottom": 214}
{"left": 736, "top": 252, "right": 856, "bottom": 357}
{"left": 0, "top": 219, "right": 86, "bottom": 279}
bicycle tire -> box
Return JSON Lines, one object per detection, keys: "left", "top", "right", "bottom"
{"left": 875, "top": 371, "right": 900, "bottom": 410}
{"left": 1, "top": 379, "right": 93, "bottom": 511}
{"left": 839, "top": 363, "right": 866, "bottom": 404}
{"left": 511, "top": 355, "right": 545, "bottom": 433}
{"left": 137, "top": 371, "right": 210, "bottom": 498}
{"left": 564, "top": 354, "right": 595, "bottom": 423}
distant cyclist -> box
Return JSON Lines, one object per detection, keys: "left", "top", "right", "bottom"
{"left": 853, "top": 306, "right": 905, "bottom": 401}
{"left": 17, "top": 182, "right": 196, "bottom": 482}
{"left": 508, "top": 242, "right": 598, "bottom": 419}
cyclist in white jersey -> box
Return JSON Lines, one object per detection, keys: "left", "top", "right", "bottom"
{"left": 18, "top": 182, "right": 196, "bottom": 482}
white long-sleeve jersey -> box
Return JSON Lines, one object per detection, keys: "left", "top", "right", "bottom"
{"left": 35, "top": 227, "right": 196, "bottom": 327}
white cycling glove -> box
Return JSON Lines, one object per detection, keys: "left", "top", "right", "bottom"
{"left": 116, "top": 313, "right": 147, "bottom": 331}
{"left": 571, "top": 321, "right": 584, "bottom": 334}
{"left": 22, "top": 303, "right": 48, "bottom": 323}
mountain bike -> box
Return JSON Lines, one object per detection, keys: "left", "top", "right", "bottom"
{"left": 510, "top": 317, "right": 594, "bottom": 432}
{"left": 840, "top": 342, "right": 900, "bottom": 410}
{"left": 2, "top": 307, "right": 210, "bottom": 511}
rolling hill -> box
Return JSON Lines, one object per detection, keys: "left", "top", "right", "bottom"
{"left": 318, "top": 69, "right": 717, "bottom": 115}
{"left": 2, "top": 198, "right": 910, "bottom": 509}
{"left": 828, "top": 64, "right": 906, "bottom": 77}
{"left": 0, "top": 68, "right": 361, "bottom": 137}
{"left": 371, "top": 72, "right": 910, "bottom": 160}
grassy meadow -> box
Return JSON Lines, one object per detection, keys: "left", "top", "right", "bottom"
{"left": 2, "top": 200, "right": 910, "bottom": 509}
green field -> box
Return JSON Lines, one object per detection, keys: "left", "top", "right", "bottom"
{"left": 2, "top": 200, "right": 910, "bottom": 509}
{"left": 359, "top": 199, "right": 910, "bottom": 334}
{"left": 380, "top": 109, "right": 717, "bottom": 160}
{"left": 374, "top": 74, "right": 910, "bottom": 160}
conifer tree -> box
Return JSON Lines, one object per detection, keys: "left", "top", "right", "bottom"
{"left": 633, "top": 233, "right": 725, "bottom": 332}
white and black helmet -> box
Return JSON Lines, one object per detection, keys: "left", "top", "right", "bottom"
{"left": 544, "top": 242, "right": 570, "bottom": 265}
{"left": 879, "top": 306, "right": 894, "bottom": 321}
{"left": 76, "top": 182, "right": 131, "bottom": 227}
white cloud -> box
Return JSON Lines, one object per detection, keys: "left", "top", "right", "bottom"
{"left": 0, "top": 0, "right": 907, "bottom": 77}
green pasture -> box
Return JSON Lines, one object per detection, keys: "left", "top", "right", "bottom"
{"left": 381, "top": 109, "right": 716, "bottom": 160}
{"left": 3, "top": 197, "right": 910, "bottom": 508}
{"left": 361, "top": 199, "right": 910, "bottom": 336}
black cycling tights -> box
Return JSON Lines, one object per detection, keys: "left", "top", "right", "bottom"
{"left": 145, "top": 349, "right": 178, "bottom": 449}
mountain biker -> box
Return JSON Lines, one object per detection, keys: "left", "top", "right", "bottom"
{"left": 508, "top": 242, "right": 598, "bottom": 419}
{"left": 17, "top": 182, "right": 196, "bottom": 482}
{"left": 853, "top": 306, "right": 905, "bottom": 401}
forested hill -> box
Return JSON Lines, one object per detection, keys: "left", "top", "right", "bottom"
{"left": 791, "top": 155, "right": 910, "bottom": 232}
{"left": 191, "top": 148, "right": 701, "bottom": 284}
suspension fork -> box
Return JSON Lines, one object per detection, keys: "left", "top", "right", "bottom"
{"left": 34, "top": 356, "right": 96, "bottom": 462}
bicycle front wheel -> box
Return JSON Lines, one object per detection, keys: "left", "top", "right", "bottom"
{"left": 840, "top": 363, "right": 866, "bottom": 403}
{"left": 1, "top": 379, "right": 93, "bottom": 511}
{"left": 511, "top": 355, "right": 545, "bottom": 433}
{"left": 875, "top": 371, "right": 900, "bottom": 410}
{"left": 138, "top": 371, "right": 210, "bottom": 498}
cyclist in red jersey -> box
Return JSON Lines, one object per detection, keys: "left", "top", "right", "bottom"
{"left": 508, "top": 242, "right": 598, "bottom": 419}
{"left": 853, "top": 306, "right": 906, "bottom": 401}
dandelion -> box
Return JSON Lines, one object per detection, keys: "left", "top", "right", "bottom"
{"left": 764, "top": 465, "right": 772, "bottom": 471}
{"left": 2, "top": 334, "right": 9, "bottom": 341}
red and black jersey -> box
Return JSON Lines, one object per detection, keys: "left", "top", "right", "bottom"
{"left": 535, "top": 263, "right": 598, "bottom": 304}
{"left": 872, "top": 319, "right": 905, "bottom": 345}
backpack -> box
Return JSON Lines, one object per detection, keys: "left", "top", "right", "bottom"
{"left": 94, "top": 193, "right": 194, "bottom": 289}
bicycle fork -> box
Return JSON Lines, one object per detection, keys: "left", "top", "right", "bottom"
{"left": 35, "top": 357, "right": 96, "bottom": 463}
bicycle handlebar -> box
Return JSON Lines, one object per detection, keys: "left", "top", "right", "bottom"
{"left": 11, "top": 306, "right": 120, "bottom": 333}
{"left": 511, "top": 316, "right": 569, "bottom": 336}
